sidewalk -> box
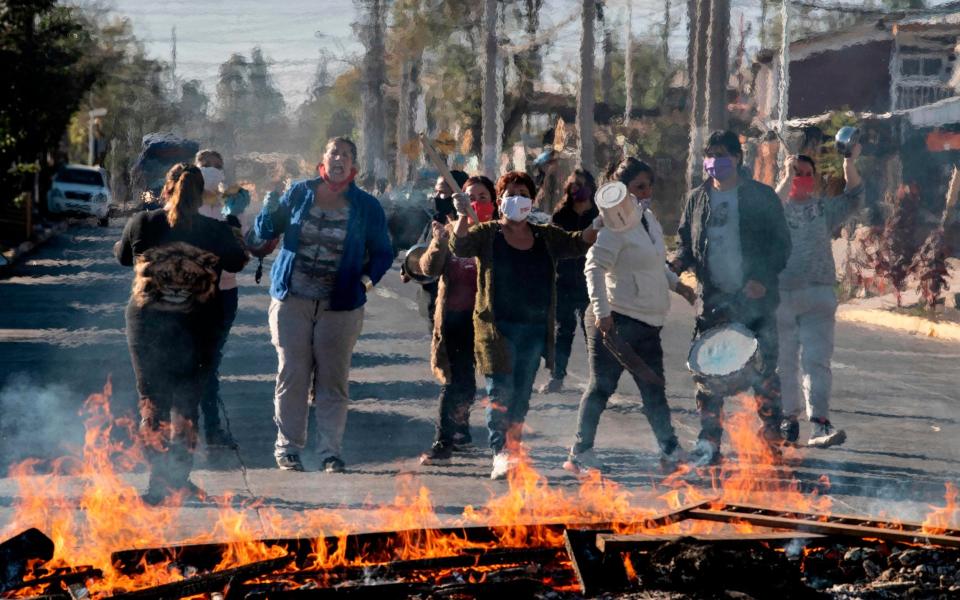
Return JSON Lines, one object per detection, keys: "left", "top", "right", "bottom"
{"left": 837, "top": 294, "right": 960, "bottom": 342}
{"left": 0, "top": 220, "right": 70, "bottom": 274}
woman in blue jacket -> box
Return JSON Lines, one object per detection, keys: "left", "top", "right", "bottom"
{"left": 255, "top": 137, "right": 394, "bottom": 473}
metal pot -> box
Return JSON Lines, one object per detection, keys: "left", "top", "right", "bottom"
{"left": 403, "top": 242, "right": 437, "bottom": 284}
{"left": 687, "top": 322, "right": 762, "bottom": 397}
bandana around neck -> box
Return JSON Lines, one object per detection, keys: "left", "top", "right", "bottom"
{"left": 317, "top": 163, "right": 358, "bottom": 194}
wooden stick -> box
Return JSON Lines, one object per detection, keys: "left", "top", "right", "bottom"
{"left": 942, "top": 165, "right": 960, "bottom": 225}
{"left": 720, "top": 503, "right": 960, "bottom": 537}
{"left": 595, "top": 531, "right": 826, "bottom": 554}
{"left": 418, "top": 133, "right": 479, "bottom": 223}
{"left": 687, "top": 508, "right": 960, "bottom": 548}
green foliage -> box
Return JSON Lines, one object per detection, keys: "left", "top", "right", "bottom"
{"left": 0, "top": 0, "right": 99, "bottom": 196}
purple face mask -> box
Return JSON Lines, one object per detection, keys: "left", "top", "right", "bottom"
{"left": 704, "top": 156, "right": 736, "bottom": 181}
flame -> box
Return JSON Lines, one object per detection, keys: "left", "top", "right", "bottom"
{"left": 923, "top": 482, "right": 960, "bottom": 535}
{"left": 2, "top": 383, "right": 953, "bottom": 597}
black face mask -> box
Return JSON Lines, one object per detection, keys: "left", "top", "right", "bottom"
{"left": 434, "top": 194, "right": 455, "bottom": 222}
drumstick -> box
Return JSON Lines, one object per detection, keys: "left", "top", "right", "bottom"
{"left": 419, "top": 133, "right": 480, "bottom": 224}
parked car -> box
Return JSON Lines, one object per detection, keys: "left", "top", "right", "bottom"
{"left": 47, "top": 165, "right": 113, "bottom": 226}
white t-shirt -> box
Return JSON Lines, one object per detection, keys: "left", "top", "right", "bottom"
{"left": 199, "top": 202, "right": 243, "bottom": 291}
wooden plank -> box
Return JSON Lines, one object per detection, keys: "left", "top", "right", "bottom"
{"left": 688, "top": 509, "right": 960, "bottom": 548}
{"left": 564, "top": 529, "right": 613, "bottom": 597}
{"left": 1, "top": 568, "right": 103, "bottom": 596}
{"left": 595, "top": 532, "right": 827, "bottom": 554}
{"left": 103, "top": 554, "right": 294, "bottom": 600}
{"left": 720, "top": 503, "right": 960, "bottom": 538}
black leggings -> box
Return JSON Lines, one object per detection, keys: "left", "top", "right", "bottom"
{"left": 126, "top": 301, "right": 219, "bottom": 492}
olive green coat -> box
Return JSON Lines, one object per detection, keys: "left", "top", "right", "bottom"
{"left": 450, "top": 222, "right": 591, "bottom": 375}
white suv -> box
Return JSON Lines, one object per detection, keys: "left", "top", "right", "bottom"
{"left": 47, "top": 165, "right": 113, "bottom": 226}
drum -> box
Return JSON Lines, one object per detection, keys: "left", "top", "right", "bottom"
{"left": 403, "top": 242, "right": 437, "bottom": 284}
{"left": 687, "top": 323, "right": 761, "bottom": 397}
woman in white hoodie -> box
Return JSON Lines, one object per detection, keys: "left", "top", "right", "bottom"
{"left": 564, "top": 159, "right": 695, "bottom": 475}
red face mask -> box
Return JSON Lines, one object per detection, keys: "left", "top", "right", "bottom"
{"left": 471, "top": 201, "right": 495, "bottom": 223}
{"left": 316, "top": 163, "right": 358, "bottom": 193}
{"left": 789, "top": 175, "right": 815, "bottom": 201}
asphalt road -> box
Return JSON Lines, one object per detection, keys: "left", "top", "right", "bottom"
{"left": 0, "top": 220, "right": 958, "bottom": 539}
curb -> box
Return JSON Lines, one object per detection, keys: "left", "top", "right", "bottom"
{"left": 0, "top": 221, "right": 70, "bottom": 273}
{"left": 836, "top": 305, "right": 960, "bottom": 342}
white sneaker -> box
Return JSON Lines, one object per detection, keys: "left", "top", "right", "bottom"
{"left": 490, "top": 451, "right": 512, "bottom": 480}
{"left": 690, "top": 439, "right": 720, "bottom": 468}
{"left": 808, "top": 421, "right": 846, "bottom": 448}
{"left": 562, "top": 448, "right": 605, "bottom": 474}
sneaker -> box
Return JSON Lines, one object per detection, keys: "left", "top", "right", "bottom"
{"left": 659, "top": 444, "right": 689, "bottom": 473}
{"left": 452, "top": 429, "right": 473, "bottom": 450}
{"left": 780, "top": 417, "right": 800, "bottom": 444}
{"left": 689, "top": 439, "right": 721, "bottom": 467}
{"left": 204, "top": 427, "right": 237, "bottom": 449}
{"left": 537, "top": 378, "right": 564, "bottom": 394}
{"left": 322, "top": 456, "right": 346, "bottom": 473}
{"left": 490, "top": 451, "right": 513, "bottom": 480}
{"left": 276, "top": 453, "right": 304, "bottom": 472}
{"left": 562, "top": 448, "right": 605, "bottom": 474}
{"left": 419, "top": 440, "right": 454, "bottom": 465}
{"left": 808, "top": 420, "right": 846, "bottom": 448}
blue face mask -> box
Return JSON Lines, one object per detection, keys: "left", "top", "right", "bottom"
{"left": 704, "top": 156, "right": 736, "bottom": 181}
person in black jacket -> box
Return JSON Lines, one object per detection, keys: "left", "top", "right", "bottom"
{"left": 115, "top": 164, "right": 247, "bottom": 504}
{"left": 538, "top": 168, "right": 599, "bottom": 394}
{"left": 671, "top": 130, "right": 791, "bottom": 468}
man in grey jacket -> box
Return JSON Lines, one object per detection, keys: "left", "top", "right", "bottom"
{"left": 774, "top": 145, "right": 864, "bottom": 448}
{"left": 672, "top": 130, "right": 792, "bottom": 467}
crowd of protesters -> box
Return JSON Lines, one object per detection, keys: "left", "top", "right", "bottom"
{"left": 116, "top": 128, "right": 864, "bottom": 496}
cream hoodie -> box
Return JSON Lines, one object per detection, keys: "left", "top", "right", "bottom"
{"left": 585, "top": 208, "right": 678, "bottom": 326}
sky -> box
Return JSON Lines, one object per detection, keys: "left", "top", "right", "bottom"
{"left": 101, "top": 0, "right": 958, "bottom": 111}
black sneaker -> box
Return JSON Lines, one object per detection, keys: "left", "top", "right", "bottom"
{"left": 322, "top": 456, "right": 346, "bottom": 473}
{"left": 205, "top": 427, "right": 237, "bottom": 449}
{"left": 420, "top": 441, "right": 454, "bottom": 465}
{"left": 276, "top": 453, "right": 305, "bottom": 471}
{"left": 780, "top": 417, "right": 800, "bottom": 444}
{"left": 451, "top": 430, "right": 473, "bottom": 450}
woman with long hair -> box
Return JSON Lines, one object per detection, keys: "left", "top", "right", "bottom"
{"left": 538, "top": 168, "right": 599, "bottom": 394}
{"left": 564, "top": 158, "right": 695, "bottom": 475}
{"left": 418, "top": 175, "right": 496, "bottom": 464}
{"left": 451, "top": 172, "right": 599, "bottom": 480}
{"left": 115, "top": 163, "right": 247, "bottom": 504}
{"left": 255, "top": 137, "right": 394, "bottom": 474}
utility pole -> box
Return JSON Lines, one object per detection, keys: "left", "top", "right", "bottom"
{"left": 624, "top": 0, "right": 633, "bottom": 122}
{"left": 685, "top": 0, "right": 709, "bottom": 190}
{"left": 170, "top": 26, "right": 177, "bottom": 93}
{"left": 776, "top": 0, "right": 791, "bottom": 177}
{"left": 577, "top": 0, "right": 596, "bottom": 174}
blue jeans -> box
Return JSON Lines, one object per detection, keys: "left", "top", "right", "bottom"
{"left": 484, "top": 320, "right": 547, "bottom": 453}
{"left": 200, "top": 287, "right": 239, "bottom": 432}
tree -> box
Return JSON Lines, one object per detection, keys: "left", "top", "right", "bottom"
{"left": 481, "top": 0, "right": 500, "bottom": 177}
{"left": 578, "top": 0, "right": 597, "bottom": 174}
{"left": 355, "top": 0, "right": 389, "bottom": 191}
{"left": 0, "top": 0, "right": 98, "bottom": 203}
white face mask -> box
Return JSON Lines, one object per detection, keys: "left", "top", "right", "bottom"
{"left": 199, "top": 166, "right": 225, "bottom": 193}
{"left": 633, "top": 193, "right": 652, "bottom": 213}
{"left": 500, "top": 195, "right": 533, "bottom": 222}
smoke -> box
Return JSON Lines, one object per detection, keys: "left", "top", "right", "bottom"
{"left": 0, "top": 374, "right": 84, "bottom": 470}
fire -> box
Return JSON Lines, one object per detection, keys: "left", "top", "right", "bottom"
{"left": 923, "top": 482, "right": 959, "bottom": 535}
{"left": 3, "top": 383, "right": 956, "bottom": 597}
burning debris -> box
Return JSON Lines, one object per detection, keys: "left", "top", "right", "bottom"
{"left": 1, "top": 386, "right": 958, "bottom": 600}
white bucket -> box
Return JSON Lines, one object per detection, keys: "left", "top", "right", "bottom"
{"left": 595, "top": 182, "right": 641, "bottom": 232}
